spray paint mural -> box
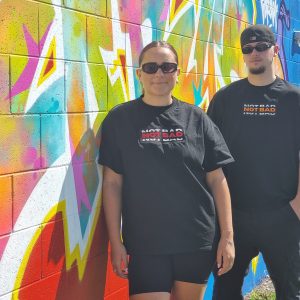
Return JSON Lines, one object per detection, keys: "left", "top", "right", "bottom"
{"left": 0, "top": 0, "right": 299, "bottom": 299}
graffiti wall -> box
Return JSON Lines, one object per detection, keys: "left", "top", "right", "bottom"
{"left": 0, "top": 0, "right": 299, "bottom": 299}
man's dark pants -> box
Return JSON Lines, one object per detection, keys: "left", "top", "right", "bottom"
{"left": 213, "top": 204, "right": 300, "bottom": 300}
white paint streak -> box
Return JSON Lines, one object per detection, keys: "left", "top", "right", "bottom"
{"left": 99, "top": 0, "right": 131, "bottom": 101}
{"left": 186, "top": 4, "right": 201, "bottom": 73}
{"left": 84, "top": 62, "right": 100, "bottom": 115}
{"left": 163, "top": 1, "right": 193, "bottom": 41}
{"left": 141, "top": 19, "right": 153, "bottom": 47}
{"left": 260, "top": 0, "right": 278, "bottom": 28}
{"left": 25, "top": 4, "right": 65, "bottom": 113}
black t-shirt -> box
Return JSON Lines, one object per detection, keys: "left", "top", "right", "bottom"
{"left": 208, "top": 77, "right": 300, "bottom": 212}
{"left": 98, "top": 97, "right": 233, "bottom": 255}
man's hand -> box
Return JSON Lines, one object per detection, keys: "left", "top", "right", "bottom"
{"left": 290, "top": 195, "right": 300, "bottom": 220}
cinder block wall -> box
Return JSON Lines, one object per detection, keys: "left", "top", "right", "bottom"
{"left": 0, "top": 0, "right": 299, "bottom": 299}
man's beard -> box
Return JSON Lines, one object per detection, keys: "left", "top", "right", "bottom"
{"left": 249, "top": 65, "right": 266, "bottom": 74}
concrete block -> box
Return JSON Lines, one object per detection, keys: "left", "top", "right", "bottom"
{"left": 61, "top": 9, "right": 87, "bottom": 62}
{"left": 41, "top": 114, "right": 70, "bottom": 168}
{"left": 65, "top": 62, "right": 107, "bottom": 112}
{"left": 107, "top": 0, "right": 142, "bottom": 24}
{"left": 182, "top": 37, "right": 204, "bottom": 74}
{"left": 0, "top": 0, "right": 38, "bottom": 55}
{"left": 0, "top": 115, "right": 40, "bottom": 175}
{"left": 0, "top": 55, "right": 10, "bottom": 114}
{"left": 0, "top": 176, "right": 12, "bottom": 236}
{"left": 64, "top": 0, "right": 106, "bottom": 16}
{"left": 0, "top": 226, "right": 42, "bottom": 295}
{"left": 10, "top": 55, "right": 64, "bottom": 114}
{"left": 88, "top": 17, "right": 127, "bottom": 67}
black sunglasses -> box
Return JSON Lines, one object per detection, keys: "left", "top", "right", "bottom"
{"left": 242, "top": 43, "right": 273, "bottom": 54}
{"left": 141, "top": 62, "right": 178, "bottom": 74}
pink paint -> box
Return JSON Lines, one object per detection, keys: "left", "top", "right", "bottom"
{"left": 7, "top": 22, "right": 52, "bottom": 101}
{"left": 23, "top": 147, "right": 37, "bottom": 164}
{"left": 236, "top": 6, "right": 242, "bottom": 27}
{"left": 0, "top": 235, "right": 9, "bottom": 261}
{"left": 72, "top": 160, "right": 92, "bottom": 213}
{"left": 160, "top": 0, "right": 170, "bottom": 22}
{"left": 70, "top": 141, "right": 91, "bottom": 213}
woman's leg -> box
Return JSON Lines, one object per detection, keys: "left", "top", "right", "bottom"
{"left": 128, "top": 254, "right": 173, "bottom": 299}
{"left": 171, "top": 250, "right": 215, "bottom": 300}
{"left": 172, "top": 281, "right": 206, "bottom": 300}
{"left": 130, "top": 292, "right": 171, "bottom": 300}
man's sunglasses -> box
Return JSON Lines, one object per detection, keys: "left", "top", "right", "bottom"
{"left": 141, "top": 62, "right": 178, "bottom": 74}
{"left": 242, "top": 43, "right": 273, "bottom": 54}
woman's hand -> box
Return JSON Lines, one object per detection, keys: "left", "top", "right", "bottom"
{"left": 216, "top": 232, "right": 235, "bottom": 276}
{"left": 111, "top": 242, "right": 129, "bottom": 279}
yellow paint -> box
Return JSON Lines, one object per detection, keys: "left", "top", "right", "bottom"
{"left": 251, "top": 255, "right": 259, "bottom": 275}
{"left": 37, "top": 38, "right": 57, "bottom": 87}
{"left": 110, "top": 49, "right": 130, "bottom": 100}
{"left": 169, "top": 0, "right": 187, "bottom": 25}
{"left": 252, "top": 0, "right": 257, "bottom": 24}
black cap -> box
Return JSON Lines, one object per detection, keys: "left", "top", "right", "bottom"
{"left": 240, "top": 24, "right": 276, "bottom": 48}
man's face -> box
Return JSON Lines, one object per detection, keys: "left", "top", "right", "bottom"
{"left": 242, "top": 42, "right": 279, "bottom": 75}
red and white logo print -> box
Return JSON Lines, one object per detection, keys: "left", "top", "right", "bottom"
{"left": 140, "top": 127, "right": 185, "bottom": 143}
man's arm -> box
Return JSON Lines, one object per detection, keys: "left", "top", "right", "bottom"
{"left": 290, "top": 161, "right": 300, "bottom": 220}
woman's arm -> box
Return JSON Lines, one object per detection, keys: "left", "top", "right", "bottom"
{"left": 102, "top": 165, "right": 128, "bottom": 278}
{"left": 206, "top": 168, "right": 235, "bottom": 276}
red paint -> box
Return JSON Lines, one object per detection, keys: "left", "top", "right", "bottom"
{"left": 44, "top": 52, "right": 54, "bottom": 76}
{"left": 174, "top": 0, "right": 184, "bottom": 12}
{"left": 41, "top": 216, "right": 66, "bottom": 278}
{"left": 19, "top": 231, "right": 42, "bottom": 288}
{"left": 18, "top": 211, "right": 108, "bottom": 299}
{"left": 18, "top": 272, "right": 63, "bottom": 300}
{"left": 120, "top": 54, "right": 127, "bottom": 82}
{"left": 104, "top": 250, "right": 128, "bottom": 297}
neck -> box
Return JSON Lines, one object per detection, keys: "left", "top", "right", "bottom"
{"left": 247, "top": 68, "right": 277, "bottom": 86}
{"left": 142, "top": 94, "right": 173, "bottom": 106}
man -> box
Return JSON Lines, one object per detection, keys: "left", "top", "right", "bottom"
{"left": 208, "top": 24, "right": 300, "bottom": 300}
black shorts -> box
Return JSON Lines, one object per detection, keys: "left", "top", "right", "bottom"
{"left": 128, "top": 249, "right": 216, "bottom": 295}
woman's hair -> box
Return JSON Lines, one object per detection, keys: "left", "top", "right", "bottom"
{"left": 138, "top": 41, "right": 179, "bottom": 66}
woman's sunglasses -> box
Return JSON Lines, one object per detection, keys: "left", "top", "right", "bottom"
{"left": 242, "top": 43, "right": 273, "bottom": 54}
{"left": 141, "top": 62, "right": 178, "bottom": 74}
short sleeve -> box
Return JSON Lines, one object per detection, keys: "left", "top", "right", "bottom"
{"left": 98, "top": 112, "right": 123, "bottom": 174}
{"left": 207, "top": 89, "right": 224, "bottom": 128}
{"left": 202, "top": 114, "right": 234, "bottom": 172}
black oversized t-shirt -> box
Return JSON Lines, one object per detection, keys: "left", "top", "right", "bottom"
{"left": 99, "top": 97, "right": 233, "bottom": 255}
{"left": 208, "top": 77, "right": 300, "bottom": 212}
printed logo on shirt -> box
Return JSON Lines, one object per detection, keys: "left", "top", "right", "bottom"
{"left": 243, "top": 103, "right": 277, "bottom": 116}
{"left": 140, "top": 127, "right": 185, "bottom": 143}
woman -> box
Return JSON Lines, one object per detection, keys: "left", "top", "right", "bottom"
{"left": 99, "top": 41, "right": 235, "bottom": 300}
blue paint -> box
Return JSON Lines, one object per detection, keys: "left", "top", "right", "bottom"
{"left": 204, "top": 254, "right": 268, "bottom": 298}
{"left": 193, "top": 79, "right": 203, "bottom": 107}
{"left": 28, "top": 78, "right": 64, "bottom": 113}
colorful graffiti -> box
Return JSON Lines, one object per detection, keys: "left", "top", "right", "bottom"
{"left": 0, "top": 0, "right": 299, "bottom": 299}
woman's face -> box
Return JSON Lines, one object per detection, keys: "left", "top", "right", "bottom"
{"left": 136, "top": 46, "right": 180, "bottom": 100}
